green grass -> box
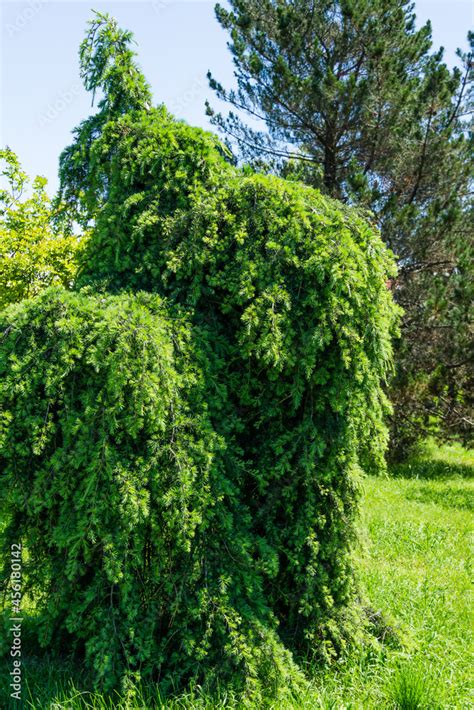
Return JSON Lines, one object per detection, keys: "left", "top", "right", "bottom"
{"left": 353, "top": 441, "right": 473, "bottom": 708}
{"left": 1, "top": 442, "right": 472, "bottom": 708}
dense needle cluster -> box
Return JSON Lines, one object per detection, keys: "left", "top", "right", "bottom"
{"left": 0, "top": 13, "right": 399, "bottom": 700}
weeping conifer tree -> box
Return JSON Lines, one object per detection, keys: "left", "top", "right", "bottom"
{"left": 0, "top": 12, "right": 399, "bottom": 700}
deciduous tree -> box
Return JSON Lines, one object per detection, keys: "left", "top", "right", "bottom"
{"left": 0, "top": 149, "right": 81, "bottom": 309}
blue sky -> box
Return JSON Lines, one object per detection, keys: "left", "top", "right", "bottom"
{"left": 1, "top": 0, "right": 472, "bottom": 193}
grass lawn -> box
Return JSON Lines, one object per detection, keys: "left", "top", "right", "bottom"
{"left": 1, "top": 442, "right": 472, "bottom": 709}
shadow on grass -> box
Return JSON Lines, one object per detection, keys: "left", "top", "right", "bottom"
{"left": 389, "top": 452, "right": 474, "bottom": 511}
{"left": 0, "top": 649, "right": 244, "bottom": 709}
{"left": 0, "top": 651, "right": 100, "bottom": 710}
{"left": 389, "top": 459, "right": 473, "bottom": 482}
{"left": 404, "top": 484, "right": 474, "bottom": 512}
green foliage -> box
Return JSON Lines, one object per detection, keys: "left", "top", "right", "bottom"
{"left": 1, "top": 443, "right": 472, "bottom": 708}
{"left": 0, "top": 288, "right": 303, "bottom": 699}
{"left": 79, "top": 11, "right": 152, "bottom": 112}
{"left": 57, "top": 12, "right": 153, "bottom": 228}
{"left": 0, "top": 13, "right": 399, "bottom": 698}
{"left": 208, "top": 1, "right": 473, "bottom": 454}
{"left": 0, "top": 149, "right": 82, "bottom": 309}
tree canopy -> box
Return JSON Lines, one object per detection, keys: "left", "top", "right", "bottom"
{"left": 1, "top": 12, "right": 399, "bottom": 699}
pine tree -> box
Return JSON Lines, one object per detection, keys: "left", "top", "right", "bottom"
{"left": 207, "top": 0, "right": 473, "bottom": 455}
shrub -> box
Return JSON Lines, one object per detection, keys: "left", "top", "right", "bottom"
{"left": 0, "top": 288, "right": 301, "bottom": 697}
{"left": 72, "top": 104, "right": 399, "bottom": 657}
{"left": 0, "top": 12, "right": 400, "bottom": 699}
